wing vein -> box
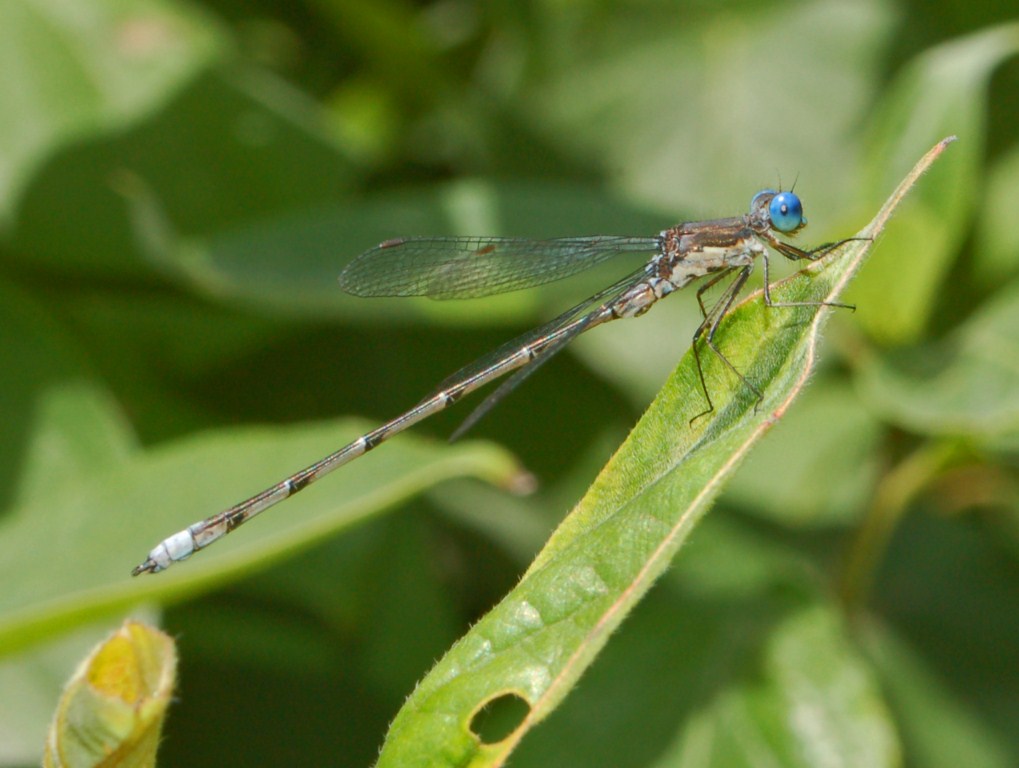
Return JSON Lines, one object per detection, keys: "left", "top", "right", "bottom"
{"left": 339, "top": 235, "right": 660, "bottom": 299}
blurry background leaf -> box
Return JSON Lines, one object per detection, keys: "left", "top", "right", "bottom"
{"left": 851, "top": 23, "right": 1019, "bottom": 343}
{"left": 0, "top": 0, "right": 223, "bottom": 225}
{"left": 975, "top": 142, "right": 1019, "bottom": 288}
{"left": 722, "top": 378, "right": 884, "bottom": 527}
{"left": 858, "top": 279, "right": 1019, "bottom": 439}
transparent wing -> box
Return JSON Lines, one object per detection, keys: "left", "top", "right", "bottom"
{"left": 339, "top": 235, "right": 661, "bottom": 299}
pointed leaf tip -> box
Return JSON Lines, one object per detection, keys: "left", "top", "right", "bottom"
{"left": 44, "top": 621, "right": 177, "bottom": 768}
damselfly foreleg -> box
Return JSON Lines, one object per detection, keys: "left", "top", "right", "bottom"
{"left": 761, "top": 236, "right": 869, "bottom": 310}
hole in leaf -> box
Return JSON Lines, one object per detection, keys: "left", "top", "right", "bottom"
{"left": 469, "top": 692, "right": 531, "bottom": 744}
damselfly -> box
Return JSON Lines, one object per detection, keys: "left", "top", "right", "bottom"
{"left": 133, "top": 188, "right": 850, "bottom": 575}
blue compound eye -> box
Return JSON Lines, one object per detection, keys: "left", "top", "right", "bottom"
{"left": 769, "top": 191, "right": 804, "bottom": 232}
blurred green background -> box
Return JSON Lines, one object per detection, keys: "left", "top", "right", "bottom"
{"left": 2, "top": 0, "right": 1019, "bottom": 765}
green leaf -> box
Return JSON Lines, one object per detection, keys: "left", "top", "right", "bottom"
{"left": 857, "top": 276, "right": 1019, "bottom": 440}
{"left": 507, "top": 513, "right": 898, "bottom": 767}
{"left": 852, "top": 22, "right": 1019, "bottom": 343}
{"left": 665, "top": 601, "right": 896, "bottom": 767}
{"left": 0, "top": 420, "right": 521, "bottom": 657}
{"left": 373, "top": 140, "right": 956, "bottom": 767}
{"left": 859, "top": 621, "right": 1013, "bottom": 768}
{"left": 0, "top": 283, "right": 134, "bottom": 509}
{"left": 9, "top": 68, "right": 358, "bottom": 279}
{"left": 974, "top": 142, "right": 1019, "bottom": 288}
{"left": 528, "top": 1, "right": 894, "bottom": 218}
{"left": 0, "top": 615, "right": 160, "bottom": 766}
{"left": 43, "top": 620, "right": 176, "bottom": 768}
{"left": 0, "top": 283, "right": 140, "bottom": 764}
{"left": 0, "top": 0, "right": 223, "bottom": 223}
